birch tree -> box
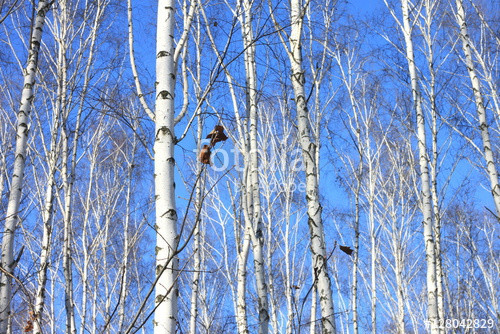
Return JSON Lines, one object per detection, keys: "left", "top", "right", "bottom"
{"left": 383, "top": 0, "right": 440, "bottom": 331}
{"left": 49, "top": 1, "right": 111, "bottom": 331}
{"left": 400, "top": 1, "right": 440, "bottom": 330}
{"left": 238, "top": 0, "right": 269, "bottom": 331}
{"left": 187, "top": 11, "right": 203, "bottom": 334}
{"left": 188, "top": 113, "right": 204, "bottom": 334}
{"left": 258, "top": 103, "right": 308, "bottom": 334}
{"left": 289, "top": 2, "right": 336, "bottom": 332}
{"left": 443, "top": 202, "right": 499, "bottom": 332}
{"left": 333, "top": 74, "right": 384, "bottom": 333}
{"left": 269, "top": 0, "right": 337, "bottom": 331}
{"left": 418, "top": 0, "right": 445, "bottom": 323}
{"left": 1, "top": 0, "right": 500, "bottom": 332}
{"left": 331, "top": 44, "right": 385, "bottom": 333}
{"left": 0, "top": 1, "right": 53, "bottom": 332}
{"left": 55, "top": 0, "right": 108, "bottom": 329}
{"left": 196, "top": 0, "right": 270, "bottom": 330}
{"left": 30, "top": 0, "right": 75, "bottom": 330}
{"left": 129, "top": 0, "right": 196, "bottom": 331}
{"left": 454, "top": 0, "right": 500, "bottom": 219}
{"left": 153, "top": 1, "right": 197, "bottom": 329}
{"left": 414, "top": 0, "right": 453, "bottom": 325}
{"left": 376, "top": 133, "right": 421, "bottom": 334}
{"left": 153, "top": 3, "right": 180, "bottom": 328}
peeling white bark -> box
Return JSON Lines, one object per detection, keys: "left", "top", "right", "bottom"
{"left": 239, "top": 0, "right": 270, "bottom": 332}
{"left": 32, "top": 2, "right": 71, "bottom": 331}
{"left": 287, "top": 0, "right": 336, "bottom": 332}
{"left": 399, "top": 0, "right": 439, "bottom": 332}
{"left": 0, "top": 1, "right": 52, "bottom": 332}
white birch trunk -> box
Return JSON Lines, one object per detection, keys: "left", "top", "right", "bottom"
{"left": 429, "top": 49, "right": 445, "bottom": 334}
{"left": 0, "top": 155, "right": 5, "bottom": 216}
{"left": 455, "top": 0, "right": 500, "bottom": 218}
{"left": 394, "top": 239, "right": 405, "bottom": 334}
{"left": 287, "top": 0, "right": 336, "bottom": 332}
{"left": 117, "top": 133, "right": 137, "bottom": 331}
{"left": 264, "top": 206, "right": 278, "bottom": 334}
{"left": 0, "top": 1, "right": 52, "bottom": 332}
{"left": 196, "top": 3, "right": 251, "bottom": 331}
{"left": 60, "top": 0, "right": 102, "bottom": 330}
{"left": 368, "top": 171, "right": 377, "bottom": 333}
{"left": 283, "top": 188, "right": 294, "bottom": 334}
{"left": 187, "top": 13, "right": 204, "bottom": 332}
{"left": 32, "top": 73, "right": 62, "bottom": 334}
{"left": 387, "top": 201, "right": 407, "bottom": 334}
{"left": 240, "top": 0, "right": 269, "bottom": 332}
{"left": 91, "top": 278, "right": 97, "bottom": 334}
{"left": 32, "top": 165, "right": 56, "bottom": 334}
{"left": 430, "top": 64, "right": 445, "bottom": 334}
{"left": 236, "top": 233, "right": 251, "bottom": 334}
{"left": 237, "top": 161, "right": 254, "bottom": 334}
{"left": 188, "top": 214, "right": 201, "bottom": 334}
{"left": 79, "top": 149, "right": 97, "bottom": 334}
{"left": 154, "top": 1, "right": 179, "bottom": 332}
{"left": 400, "top": 0, "right": 439, "bottom": 332}
{"left": 32, "top": 3, "right": 70, "bottom": 330}
{"left": 60, "top": 127, "right": 77, "bottom": 334}
{"left": 352, "top": 177, "right": 360, "bottom": 334}
{"left": 420, "top": 0, "right": 445, "bottom": 323}
{"left": 187, "top": 186, "right": 202, "bottom": 334}
{"left": 188, "top": 108, "right": 204, "bottom": 334}
{"left": 333, "top": 48, "right": 362, "bottom": 334}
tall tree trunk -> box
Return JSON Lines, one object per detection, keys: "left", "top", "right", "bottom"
{"left": 188, "top": 14, "right": 204, "bottom": 331}
{"left": 61, "top": 125, "right": 77, "bottom": 334}
{"left": 455, "top": 0, "right": 500, "bottom": 218}
{"left": 0, "top": 1, "right": 53, "bottom": 332}
{"left": 429, "top": 46, "right": 445, "bottom": 334}
{"left": 237, "top": 159, "right": 253, "bottom": 334}
{"left": 117, "top": 133, "right": 137, "bottom": 331}
{"left": 60, "top": 0, "right": 102, "bottom": 331}
{"left": 79, "top": 142, "right": 98, "bottom": 334}
{"left": 236, "top": 231, "right": 251, "bottom": 334}
{"left": 189, "top": 104, "right": 204, "bottom": 334}
{"left": 33, "top": 2, "right": 70, "bottom": 330}
{"left": 154, "top": 0, "right": 179, "bottom": 332}
{"left": 287, "top": 0, "right": 336, "bottom": 332}
{"left": 240, "top": 0, "right": 269, "bottom": 332}
{"left": 399, "top": 0, "right": 439, "bottom": 332}
{"left": 420, "top": 0, "right": 445, "bottom": 323}
{"left": 32, "top": 159, "right": 56, "bottom": 334}
{"left": 368, "top": 165, "right": 377, "bottom": 334}
{"left": 392, "top": 217, "right": 405, "bottom": 334}
{"left": 352, "top": 176, "right": 360, "bottom": 334}
{"left": 283, "top": 180, "right": 295, "bottom": 334}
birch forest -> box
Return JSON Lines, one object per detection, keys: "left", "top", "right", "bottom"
{"left": 0, "top": 0, "right": 498, "bottom": 333}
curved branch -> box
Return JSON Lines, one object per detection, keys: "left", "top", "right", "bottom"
{"left": 127, "top": 0, "right": 155, "bottom": 121}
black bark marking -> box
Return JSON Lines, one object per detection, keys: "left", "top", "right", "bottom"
{"left": 157, "top": 50, "right": 170, "bottom": 58}
{"left": 158, "top": 90, "right": 173, "bottom": 100}
{"left": 161, "top": 209, "right": 177, "bottom": 219}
